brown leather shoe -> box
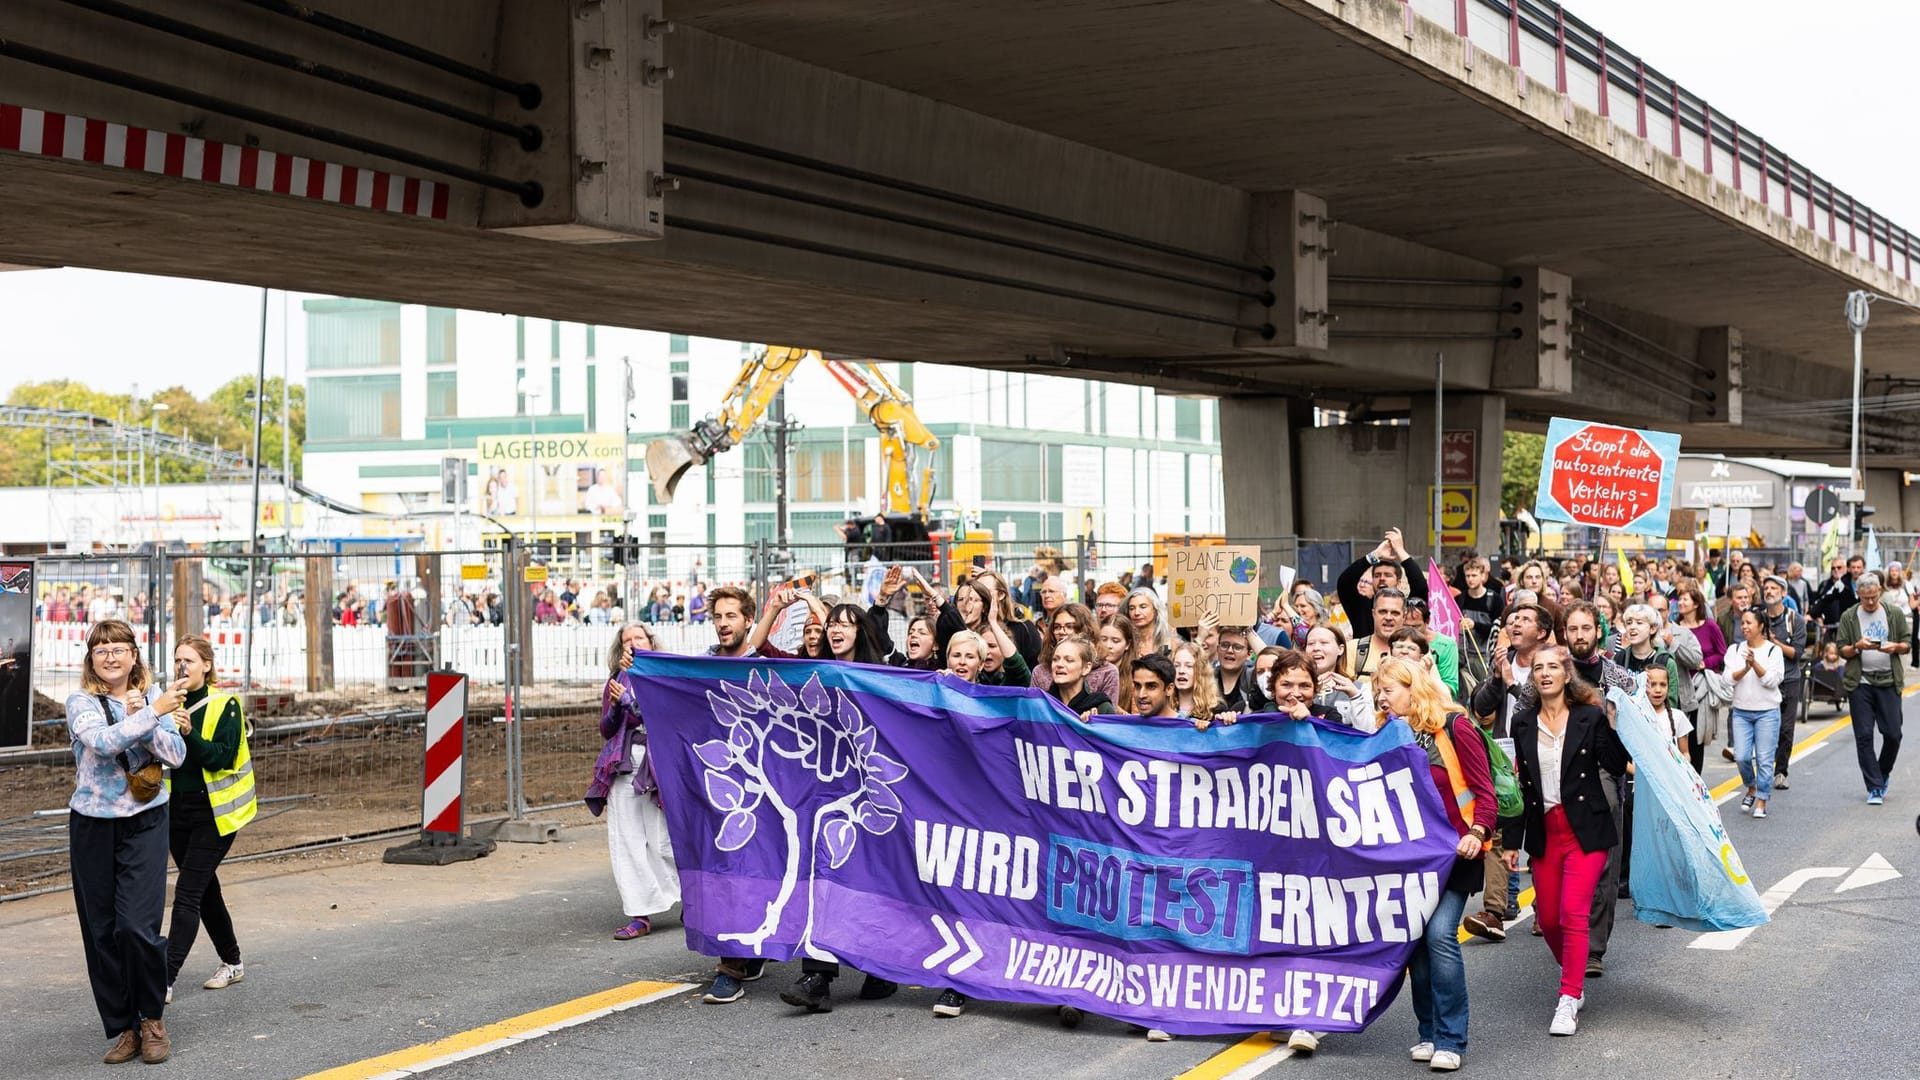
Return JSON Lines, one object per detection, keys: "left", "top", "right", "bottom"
{"left": 103, "top": 1029, "right": 141, "bottom": 1064}
{"left": 138, "top": 1019, "right": 170, "bottom": 1064}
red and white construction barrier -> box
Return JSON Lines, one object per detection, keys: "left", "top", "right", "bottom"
{"left": 0, "top": 103, "right": 451, "bottom": 221}
{"left": 385, "top": 669, "right": 493, "bottom": 864}
{"left": 421, "top": 671, "right": 469, "bottom": 836}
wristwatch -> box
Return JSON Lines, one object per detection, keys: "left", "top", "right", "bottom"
{"left": 1468, "top": 824, "right": 1490, "bottom": 840}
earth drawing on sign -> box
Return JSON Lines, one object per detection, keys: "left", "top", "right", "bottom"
{"left": 1228, "top": 555, "right": 1258, "bottom": 585}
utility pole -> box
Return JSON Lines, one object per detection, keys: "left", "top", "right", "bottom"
{"left": 519, "top": 378, "right": 544, "bottom": 564}
{"left": 1843, "top": 291, "right": 1873, "bottom": 543}
{"left": 771, "top": 386, "right": 793, "bottom": 571}
{"left": 244, "top": 288, "right": 268, "bottom": 692}
{"left": 281, "top": 290, "right": 293, "bottom": 553}
{"left": 1433, "top": 351, "right": 1444, "bottom": 567}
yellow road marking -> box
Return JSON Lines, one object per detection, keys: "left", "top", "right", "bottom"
{"left": 1174, "top": 1032, "right": 1286, "bottom": 1080}
{"left": 297, "top": 979, "right": 693, "bottom": 1080}
{"left": 1177, "top": 692, "right": 1895, "bottom": 1079}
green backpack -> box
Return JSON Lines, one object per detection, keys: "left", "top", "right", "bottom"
{"left": 1475, "top": 723, "right": 1525, "bottom": 819}
{"left": 1437, "top": 714, "right": 1525, "bottom": 821}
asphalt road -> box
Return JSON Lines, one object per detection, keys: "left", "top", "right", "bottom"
{"left": 4, "top": 696, "right": 1912, "bottom": 1080}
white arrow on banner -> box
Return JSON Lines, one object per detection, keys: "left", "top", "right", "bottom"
{"left": 921, "top": 914, "right": 984, "bottom": 975}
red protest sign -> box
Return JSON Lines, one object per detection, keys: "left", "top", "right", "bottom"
{"left": 1535, "top": 420, "right": 1678, "bottom": 535}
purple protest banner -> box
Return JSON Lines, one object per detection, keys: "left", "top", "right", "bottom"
{"left": 626, "top": 654, "right": 1460, "bottom": 1036}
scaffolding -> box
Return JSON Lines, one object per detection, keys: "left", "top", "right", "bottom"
{"left": 0, "top": 405, "right": 370, "bottom": 549}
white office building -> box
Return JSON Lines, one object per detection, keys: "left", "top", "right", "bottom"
{"left": 296, "top": 299, "right": 1224, "bottom": 574}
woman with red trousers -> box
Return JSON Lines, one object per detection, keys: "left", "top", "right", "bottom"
{"left": 1503, "top": 645, "right": 1631, "bottom": 1038}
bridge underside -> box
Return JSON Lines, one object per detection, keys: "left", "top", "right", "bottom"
{"left": 1, "top": 0, "right": 1917, "bottom": 462}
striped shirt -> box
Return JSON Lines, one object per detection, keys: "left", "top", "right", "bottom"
{"left": 66, "top": 690, "right": 187, "bottom": 819}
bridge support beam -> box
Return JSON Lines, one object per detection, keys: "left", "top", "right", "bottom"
{"left": 1238, "top": 191, "right": 1330, "bottom": 356}
{"left": 1493, "top": 267, "right": 1572, "bottom": 394}
{"left": 481, "top": 0, "right": 667, "bottom": 241}
{"left": 1694, "top": 327, "right": 1744, "bottom": 425}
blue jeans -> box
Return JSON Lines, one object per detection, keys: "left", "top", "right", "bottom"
{"left": 1731, "top": 707, "right": 1781, "bottom": 799}
{"left": 1409, "top": 884, "right": 1472, "bottom": 1054}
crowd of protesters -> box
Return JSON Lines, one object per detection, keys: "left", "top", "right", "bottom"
{"left": 53, "top": 520, "right": 1905, "bottom": 1069}
{"left": 575, "top": 527, "right": 1905, "bottom": 1072}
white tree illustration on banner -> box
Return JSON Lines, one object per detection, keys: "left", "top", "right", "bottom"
{"left": 693, "top": 668, "right": 909, "bottom": 954}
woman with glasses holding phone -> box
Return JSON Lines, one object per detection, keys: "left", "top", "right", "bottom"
{"left": 65, "top": 620, "right": 189, "bottom": 1065}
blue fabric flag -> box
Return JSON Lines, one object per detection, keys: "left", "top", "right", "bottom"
{"left": 1610, "top": 687, "right": 1768, "bottom": 932}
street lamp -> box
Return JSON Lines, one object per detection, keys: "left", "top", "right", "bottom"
{"left": 1843, "top": 291, "right": 1874, "bottom": 538}
{"left": 518, "top": 377, "right": 544, "bottom": 563}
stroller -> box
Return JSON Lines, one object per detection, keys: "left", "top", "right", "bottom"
{"left": 1806, "top": 619, "right": 1846, "bottom": 715}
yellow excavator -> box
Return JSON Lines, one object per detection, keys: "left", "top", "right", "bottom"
{"left": 644, "top": 345, "right": 942, "bottom": 515}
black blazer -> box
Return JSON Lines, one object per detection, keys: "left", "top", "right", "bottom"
{"left": 1505, "top": 702, "right": 1631, "bottom": 858}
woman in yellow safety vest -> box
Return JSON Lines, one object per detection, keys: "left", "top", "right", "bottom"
{"left": 162, "top": 635, "right": 255, "bottom": 1004}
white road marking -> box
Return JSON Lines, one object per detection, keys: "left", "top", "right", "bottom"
{"left": 1688, "top": 866, "right": 1849, "bottom": 950}
{"left": 1835, "top": 852, "right": 1901, "bottom": 894}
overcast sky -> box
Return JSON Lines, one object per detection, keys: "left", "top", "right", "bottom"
{"left": 1, "top": 0, "right": 1913, "bottom": 399}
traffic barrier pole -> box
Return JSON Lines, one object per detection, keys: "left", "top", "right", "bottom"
{"left": 383, "top": 669, "right": 495, "bottom": 865}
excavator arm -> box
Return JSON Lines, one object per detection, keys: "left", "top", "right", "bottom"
{"left": 643, "top": 345, "right": 810, "bottom": 502}
{"left": 817, "top": 359, "right": 942, "bottom": 516}
{"left": 645, "top": 346, "right": 942, "bottom": 515}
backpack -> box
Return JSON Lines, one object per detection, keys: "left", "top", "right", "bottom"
{"left": 1475, "top": 722, "right": 1526, "bottom": 819}
{"left": 1435, "top": 714, "right": 1524, "bottom": 821}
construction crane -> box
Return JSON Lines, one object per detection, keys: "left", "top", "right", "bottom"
{"left": 644, "top": 346, "right": 942, "bottom": 515}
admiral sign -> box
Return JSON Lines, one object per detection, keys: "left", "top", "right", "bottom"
{"left": 1677, "top": 460, "right": 1777, "bottom": 509}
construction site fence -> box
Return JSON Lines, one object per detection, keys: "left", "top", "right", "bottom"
{"left": 20, "top": 536, "right": 1386, "bottom": 703}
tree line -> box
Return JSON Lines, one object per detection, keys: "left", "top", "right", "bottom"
{"left": 0, "top": 377, "right": 305, "bottom": 486}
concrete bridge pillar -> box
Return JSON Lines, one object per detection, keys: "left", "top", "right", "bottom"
{"left": 1408, "top": 392, "right": 1506, "bottom": 561}
{"left": 1219, "top": 395, "right": 1311, "bottom": 555}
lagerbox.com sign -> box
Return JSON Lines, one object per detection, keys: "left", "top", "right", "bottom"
{"left": 1532, "top": 418, "right": 1680, "bottom": 537}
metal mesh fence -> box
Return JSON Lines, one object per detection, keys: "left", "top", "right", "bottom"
{"left": 4, "top": 535, "right": 1379, "bottom": 894}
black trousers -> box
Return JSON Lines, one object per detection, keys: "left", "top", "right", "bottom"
{"left": 166, "top": 791, "right": 240, "bottom": 984}
{"left": 1587, "top": 771, "right": 1623, "bottom": 961}
{"left": 1850, "top": 683, "right": 1904, "bottom": 791}
{"left": 70, "top": 804, "right": 170, "bottom": 1037}
{"left": 1775, "top": 682, "right": 1803, "bottom": 777}
{"left": 1617, "top": 776, "right": 1637, "bottom": 888}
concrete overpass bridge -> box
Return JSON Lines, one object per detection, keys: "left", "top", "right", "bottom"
{"left": 3, "top": 0, "right": 1918, "bottom": 545}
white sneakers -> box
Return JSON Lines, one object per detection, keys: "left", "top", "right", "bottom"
{"left": 1550, "top": 993, "right": 1581, "bottom": 1035}
{"left": 1429, "top": 1050, "right": 1463, "bottom": 1071}
{"left": 1286, "top": 1030, "right": 1321, "bottom": 1053}
{"left": 1410, "top": 1042, "right": 1435, "bottom": 1061}
{"left": 204, "top": 962, "right": 245, "bottom": 990}
{"left": 1145, "top": 1028, "right": 1173, "bottom": 1042}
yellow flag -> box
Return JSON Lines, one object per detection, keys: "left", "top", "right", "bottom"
{"left": 1819, "top": 517, "right": 1841, "bottom": 569}
{"left": 1617, "top": 541, "right": 1634, "bottom": 597}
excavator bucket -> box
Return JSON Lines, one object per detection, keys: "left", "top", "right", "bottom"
{"left": 645, "top": 437, "right": 704, "bottom": 503}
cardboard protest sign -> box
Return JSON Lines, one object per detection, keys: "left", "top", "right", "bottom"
{"left": 1167, "top": 544, "right": 1261, "bottom": 628}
